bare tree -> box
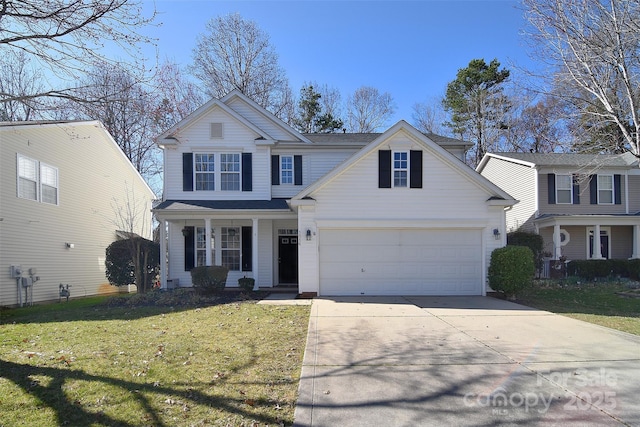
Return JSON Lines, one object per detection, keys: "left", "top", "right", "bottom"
{"left": 57, "top": 62, "right": 161, "bottom": 189}
{"left": 0, "top": 51, "right": 46, "bottom": 120}
{"left": 523, "top": 0, "right": 640, "bottom": 157}
{"left": 0, "top": 0, "right": 156, "bottom": 106}
{"left": 346, "top": 86, "right": 395, "bottom": 132}
{"left": 412, "top": 98, "right": 446, "bottom": 134}
{"left": 190, "top": 13, "right": 291, "bottom": 117}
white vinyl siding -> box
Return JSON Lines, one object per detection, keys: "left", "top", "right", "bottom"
{"left": 556, "top": 174, "right": 572, "bottom": 204}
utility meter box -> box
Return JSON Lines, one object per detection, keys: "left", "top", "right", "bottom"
{"left": 10, "top": 265, "right": 22, "bottom": 278}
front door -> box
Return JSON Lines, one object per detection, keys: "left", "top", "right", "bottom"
{"left": 589, "top": 230, "right": 610, "bottom": 259}
{"left": 278, "top": 236, "right": 298, "bottom": 284}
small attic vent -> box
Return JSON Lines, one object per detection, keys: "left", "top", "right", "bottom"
{"left": 210, "top": 122, "right": 223, "bottom": 139}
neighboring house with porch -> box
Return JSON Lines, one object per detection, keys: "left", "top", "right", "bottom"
{"left": 477, "top": 152, "right": 640, "bottom": 262}
{"left": 0, "top": 121, "right": 155, "bottom": 307}
{"left": 153, "top": 90, "right": 516, "bottom": 296}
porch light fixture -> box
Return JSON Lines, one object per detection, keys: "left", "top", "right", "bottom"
{"left": 493, "top": 228, "right": 501, "bottom": 240}
{"left": 306, "top": 229, "right": 312, "bottom": 241}
{"left": 182, "top": 227, "right": 190, "bottom": 237}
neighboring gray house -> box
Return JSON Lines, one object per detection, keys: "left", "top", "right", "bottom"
{"left": 153, "top": 90, "right": 516, "bottom": 296}
{"left": 0, "top": 121, "right": 155, "bottom": 306}
{"left": 477, "top": 152, "right": 640, "bottom": 261}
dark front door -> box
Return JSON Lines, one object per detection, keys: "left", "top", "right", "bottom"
{"left": 278, "top": 236, "right": 298, "bottom": 284}
{"left": 589, "top": 233, "right": 610, "bottom": 259}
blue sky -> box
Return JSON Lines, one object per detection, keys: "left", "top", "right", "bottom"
{"left": 143, "top": 0, "right": 536, "bottom": 124}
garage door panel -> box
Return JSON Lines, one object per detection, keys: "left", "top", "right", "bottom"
{"left": 319, "top": 229, "right": 482, "bottom": 296}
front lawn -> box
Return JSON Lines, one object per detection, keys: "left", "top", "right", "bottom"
{"left": 0, "top": 292, "right": 310, "bottom": 426}
{"left": 516, "top": 279, "right": 640, "bottom": 336}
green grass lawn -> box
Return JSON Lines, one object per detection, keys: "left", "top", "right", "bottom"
{"left": 0, "top": 293, "right": 310, "bottom": 427}
{"left": 516, "top": 280, "right": 640, "bottom": 336}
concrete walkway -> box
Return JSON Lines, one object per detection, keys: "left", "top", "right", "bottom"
{"left": 293, "top": 296, "right": 640, "bottom": 426}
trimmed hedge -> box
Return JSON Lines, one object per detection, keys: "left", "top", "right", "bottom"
{"left": 238, "top": 277, "right": 256, "bottom": 292}
{"left": 190, "top": 266, "right": 229, "bottom": 295}
{"left": 567, "top": 259, "right": 640, "bottom": 281}
{"left": 488, "top": 246, "right": 535, "bottom": 298}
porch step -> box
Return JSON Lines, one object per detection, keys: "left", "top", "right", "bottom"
{"left": 258, "top": 286, "right": 298, "bottom": 293}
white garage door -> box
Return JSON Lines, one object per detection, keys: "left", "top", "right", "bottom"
{"left": 319, "top": 229, "right": 483, "bottom": 296}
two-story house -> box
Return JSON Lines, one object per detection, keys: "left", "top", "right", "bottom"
{"left": 153, "top": 90, "right": 516, "bottom": 297}
{"left": 477, "top": 152, "right": 640, "bottom": 262}
{"left": 1, "top": 121, "right": 155, "bottom": 307}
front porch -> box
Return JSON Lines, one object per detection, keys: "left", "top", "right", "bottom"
{"left": 535, "top": 214, "right": 640, "bottom": 261}
{"left": 153, "top": 200, "right": 301, "bottom": 291}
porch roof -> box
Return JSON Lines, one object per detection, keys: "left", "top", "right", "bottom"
{"left": 153, "top": 199, "right": 291, "bottom": 212}
{"left": 535, "top": 212, "right": 640, "bottom": 227}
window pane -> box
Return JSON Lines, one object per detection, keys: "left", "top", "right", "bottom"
{"left": 221, "top": 227, "right": 240, "bottom": 270}
{"left": 556, "top": 175, "right": 572, "bottom": 203}
{"left": 281, "top": 156, "right": 293, "bottom": 184}
{"left": 393, "top": 152, "right": 408, "bottom": 187}
{"left": 557, "top": 190, "right": 572, "bottom": 204}
{"left": 19, "top": 156, "right": 37, "bottom": 180}
{"left": 195, "top": 173, "right": 215, "bottom": 190}
{"left": 18, "top": 155, "right": 38, "bottom": 200}
{"left": 394, "top": 171, "right": 407, "bottom": 187}
{"left": 221, "top": 153, "right": 240, "bottom": 191}
{"left": 195, "top": 154, "right": 215, "bottom": 191}
{"left": 42, "top": 185, "right": 58, "bottom": 204}
{"left": 598, "top": 175, "right": 613, "bottom": 204}
{"left": 19, "top": 177, "right": 37, "bottom": 200}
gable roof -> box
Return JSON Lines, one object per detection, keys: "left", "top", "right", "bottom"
{"left": 221, "top": 90, "right": 312, "bottom": 144}
{"left": 155, "top": 95, "right": 276, "bottom": 146}
{"left": 292, "top": 120, "right": 516, "bottom": 205}
{"left": 478, "top": 152, "right": 639, "bottom": 171}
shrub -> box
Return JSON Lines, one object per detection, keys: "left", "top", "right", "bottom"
{"left": 190, "top": 266, "right": 229, "bottom": 295}
{"left": 238, "top": 277, "right": 256, "bottom": 292}
{"left": 488, "top": 246, "right": 535, "bottom": 298}
{"left": 507, "top": 231, "right": 544, "bottom": 270}
{"left": 105, "top": 237, "right": 160, "bottom": 294}
{"left": 567, "top": 259, "right": 640, "bottom": 280}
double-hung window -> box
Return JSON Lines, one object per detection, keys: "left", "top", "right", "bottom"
{"left": 195, "top": 154, "right": 215, "bottom": 191}
{"left": 220, "top": 153, "right": 240, "bottom": 191}
{"left": 555, "top": 174, "right": 573, "bottom": 204}
{"left": 393, "top": 152, "right": 408, "bottom": 187}
{"left": 280, "top": 155, "right": 293, "bottom": 184}
{"left": 598, "top": 175, "right": 613, "bottom": 204}
{"left": 221, "top": 227, "right": 241, "bottom": 270}
{"left": 17, "top": 154, "right": 59, "bottom": 204}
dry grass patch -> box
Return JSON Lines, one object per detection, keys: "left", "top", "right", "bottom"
{"left": 0, "top": 294, "right": 310, "bottom": 426}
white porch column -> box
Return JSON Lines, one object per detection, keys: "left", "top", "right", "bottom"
{"left": 205, "top": 218, "right": 212, "bottom": 266}
{"left": 159, "top": 219, "right": 168, "bottom": 289}
{"left": 593, "top": 224, "right": 603, "bottom": 259}
{"left": 252, "top": 218, "right": 259, "bottom": 290}
{"left": 632, "top": 224, "right": 640, "bottom": 259}
{"left": 552, "top": 224, "right": 562, "bottom": 260}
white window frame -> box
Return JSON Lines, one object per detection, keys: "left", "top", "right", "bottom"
{"left": 220, "top": 153, "right": 240, "bottom": 191}
{"left": 221, "top": 227, "right": 241, "bottom": 271}
{"left": 194, "top": 153, "right": 215, "bottom": 191}
{"left": 597, "top": 175, "right": 614, "bottom": 205}
{"left": 17, "top": 154, "right": 38, "bottom": 201}
{"left": 40, "top": 162, "right": 59, "bottom": 205}
{"left": 393, "top": 151, "right": 408, "bottom": 188}
{"left": 555, "top": 174, "right": 573, "bottom": 204}
{"left": 280, "top": 155, "right": 293, "bottom": 185}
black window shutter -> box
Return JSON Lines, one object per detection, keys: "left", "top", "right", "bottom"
{"left": 547, "top": 173, "right": 556, "bottom": 204}
{"left": 572, "top": 174, "right": 580, "bottom": 204}
{"left": 409, "top": 150, "right": 423, "bottom": 188}
{"left": 614, "top": 174, "right": 621, "bottom": 204}
{"left": 378, "top": 150, "right": 391, "bottom": 188}
{"left": 242, "top": 153, "right": 252, "bottom": 191}
{"left": 294, "top": 155, "right": 303, "bottom": 185}
{"left": 271, "top": 155, "right": 280, "bottom": 185}
{"left": 242, "top": 226, "right": 252, "bottom": 272}
{"left": 184, "top": 226, "right": 195, "bottom": 271}
{"left": 590, "top": 175, "right": 597, "bottom": 204}
{"left": 183, "top": 153, "right": 193, "bottom": 192}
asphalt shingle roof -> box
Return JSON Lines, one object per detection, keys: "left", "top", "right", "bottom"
{"left": 492, "top": 152, "right": 639, "bottom": 168}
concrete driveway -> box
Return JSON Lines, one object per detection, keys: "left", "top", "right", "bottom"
{"left": 293, "top": 296, "right": 640, "bottom": 426}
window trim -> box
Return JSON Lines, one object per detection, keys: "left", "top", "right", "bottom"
{"left": 393, "top": 151, "right": 408, "bottom": 188}
{"left": 220, "top": 153, "right": 240, "bottom": 191}
{"left": 280, "top": 155, "right": 293, "bottom": 185}
{"left": 221, "top": 227, "right": 241, "bottom": 271}
{"left": 555, "top": 174, "right": 573, "bottom": 204}
{"left": 194, "top": 153, "right": 215, "bottom": 191}
{"left": 40, "top": 162, "right": 59, "bottom": 205}
{"left": 17, "top": 154, "right": 59, "bottom": 205}
{"left": 597, "top": 174, "right": 614, "bottom": 205}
